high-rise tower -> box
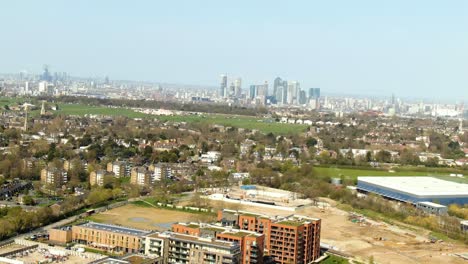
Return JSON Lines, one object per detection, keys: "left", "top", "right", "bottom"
{"left": 219, "top": 74, "right": 228, "bottom": 98}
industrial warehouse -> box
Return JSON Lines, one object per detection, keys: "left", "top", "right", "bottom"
{"left": 357, "top": 177, "right": 468, "bottom": 205}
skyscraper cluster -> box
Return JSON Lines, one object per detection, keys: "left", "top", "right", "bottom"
{"left": 219, "top": 74, "right": 321, "bottom": 108}
{"left": 219, "top": 74, "right": 242, "bottom": 99}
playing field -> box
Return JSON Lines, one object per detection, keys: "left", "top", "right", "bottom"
{"left": 88, "top": 204, "right": 215, "bottom": 231}
{"left": 157, "top": 114, "right": 307, "bottom": 135}
{"left": 54, "top": 103, "right": 307, "bottom": 134}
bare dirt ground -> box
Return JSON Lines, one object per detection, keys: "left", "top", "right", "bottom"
{"left": 232, "top": 199, "right": 468, "bottom": 264}
{"left": 91, "top": 201, "right": 467, "bottom": 263}
{"left": 90, "top": 204, "right": 215, "bottom": 231}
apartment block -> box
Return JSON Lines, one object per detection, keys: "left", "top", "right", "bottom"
{"left": 269, "top": 215, "right": 321, "bottom": 264}
{"left": 40, "top": 166, "right": 68, "bottom": 188}
{"left": 144, "top": 232, "right": 241, "bottom": 264}
{"left": 217, "top": 210, "right": 321, "bottom": 264}
{"left": 89, "top": 170, "right": 115, "bottom": 186}
{"left": 130, "top": 166, "right": 152, "bottom": 186}
{"left": 171, "top": 222, "right": 264, "bottom": 264}
{"left": 148, "top": 163, "right": 173, "bottom": 182}
{"left": 107, "top": 161, "right": 128, "bottom": 177}
{"left": 72, "top": 222, "right": 151, "bottom": 253}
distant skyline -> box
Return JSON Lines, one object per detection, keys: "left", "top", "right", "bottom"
{"left": 1, "top": 1, "right": 467, "bottom": 101}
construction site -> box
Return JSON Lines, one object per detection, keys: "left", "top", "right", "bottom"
{"left": 207, "top": 197, "right": 468, "bottom": 264}
{"left": 205, "top": 185, "right": 313, "bottom": 211}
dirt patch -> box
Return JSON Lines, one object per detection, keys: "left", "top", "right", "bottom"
{"left": 231, "top": 203, "right": 467, "bottom": 264}
{"left": 90, "top": 204, "right": 215, "bottom": 231}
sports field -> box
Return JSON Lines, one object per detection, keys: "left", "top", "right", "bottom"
{"left": 87, "top": 204, "right": 215, "bottom": 231}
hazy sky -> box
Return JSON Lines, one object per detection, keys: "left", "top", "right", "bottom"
{"left": 2, "top": 1, "right": 468, "bottom": 101}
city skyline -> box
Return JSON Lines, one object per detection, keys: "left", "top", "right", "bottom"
{"left": 1, "top": 1, "right": 467, "bottom": 101}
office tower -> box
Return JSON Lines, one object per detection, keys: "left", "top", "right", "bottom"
{"left": 299, "top": 90, "right": 307, "bottom": 104}
{"left": 273, "top": 77, "right": 283, "bottom": 100}
{"left": 249, "top": 85, "right": 257, "bottom": 100}
{"left": 308, "top": 88, "right": 321, "bottom": 100}
{"left": 219, "top": 74, "right": 227, "bottom": 98}
{"left": 287, "top": 81, "right": 299, "bottom": 105}
{"left": 41, "top": 65, "right": 52, "bottom": 82}
{"left": 234, "top": 78, "right": 242, "bottom": 97}
{"left": 229, "top": 82, "right": 236, "bottom": 97}
{"left": 276, "top": 86, "right": 284, "bottom": 104}
{"left": 314, "top": 88, "right": 320, "bottom": 98}
{"left": 256, "top": 81, "right": 268, "bottom": 97}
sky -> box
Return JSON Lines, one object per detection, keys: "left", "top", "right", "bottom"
{"left": 1, "top": 0, "right": 468, "bottom": 101}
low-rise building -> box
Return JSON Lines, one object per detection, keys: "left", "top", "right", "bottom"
{"left": 72, "top": 222, "right": 151, "bottom": 253}
{"left": 416, "top": 201, "right": 448, "bottom": 215}
{"left": 49, "top": 226, "right": 73, "bottom": 244}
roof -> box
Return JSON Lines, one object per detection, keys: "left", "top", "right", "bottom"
{"left": 358, "top": 177, "right": 468, "bottom": 197}
{"left": 417, "top": 201, "right": 447, "bottom": 208}
{"left": 78, "top": 222, "right": 151, "bottom": 237}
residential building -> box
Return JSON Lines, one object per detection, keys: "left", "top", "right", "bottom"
{"left": 72, "top": 222, "right": 151, "bottom": 253}
{"left": 90, "top": 170, "right": 115, "bottom": 186}
{"left": 144, "top": 232, "right": 241, "bottom": 264}
{"left": 107, "top": 161, "right": 128, "bottom": 177}
{"left": 217, "top": 210, "right": 321, "bottom": 264}
{"left": 40, "top": 166, "right": 68, "bottom": 188}
{"left": 49, "top": 226, "right": 73, "bottom": 244}
{"left": 172, "top": 222, "right": 264, "bottom": 264}
{"left": 149, "top": 163, "right": 173, "bottom": 182}
{"left": 130, "top": 166, "right": 152, "bottom": 186}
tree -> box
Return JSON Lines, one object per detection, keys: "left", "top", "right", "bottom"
{"left": 22, "top": 195, "right": 35, "bottom": 205}
{"left": 306, "top": 137, "right": 318, "bottom": 147}
{"left": 375, "top": 150, "right": 392, "bottom": 163}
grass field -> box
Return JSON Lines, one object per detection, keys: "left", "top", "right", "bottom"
{"left": 87, "top": 204, "right": 215, "bottom": 231}
{"left": 54, "top": 103, "right": 307, "bottom": 134}
{"left": 158, "top": 114, "right": 307, "bottom": 134}
{"left": 1, "top": 96, "right": 307, "bottom": 134}
{"left": 56, "top": 103, "right": 149, "bottom": 118}
{"left": 314, "top": 166, "right": 468, "bottom": 183}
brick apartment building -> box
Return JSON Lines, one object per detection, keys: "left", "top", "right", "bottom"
{"left": 172, "top": 222, "right": 264, "bottom": 264}
{"left": 218, "top": 209, "right": 321, "bottom": 264}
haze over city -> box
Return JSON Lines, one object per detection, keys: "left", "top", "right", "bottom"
{"left": 1, "top": 2, "right": 468, "bottom": 264}
{"left": 1, "top": 0, "right": 468, "bottom": 101}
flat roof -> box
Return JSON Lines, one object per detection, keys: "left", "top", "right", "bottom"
{"left": 358, "top": 177, "right": 468, "bottom": 197}
{"left": 417, "top": 201, "right": 447, "bottom": 208}
{"left": 78, "top": 222, "right": 151, "bottom": 237}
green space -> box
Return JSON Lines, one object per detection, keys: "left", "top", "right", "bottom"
{"left": 319, "top": 255, "right": 351, "bottom": 264}
{"left": 1, "top": 96, "right": 307, "bottom": 134}
{"left": 157, "top": 114, "right": 308, "bottom": 135}
{"left": 56, "top": 103, "right": 148, "bottom": 118}
{"left": 54, "top": 102, "right": 307, "bottom": 134}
